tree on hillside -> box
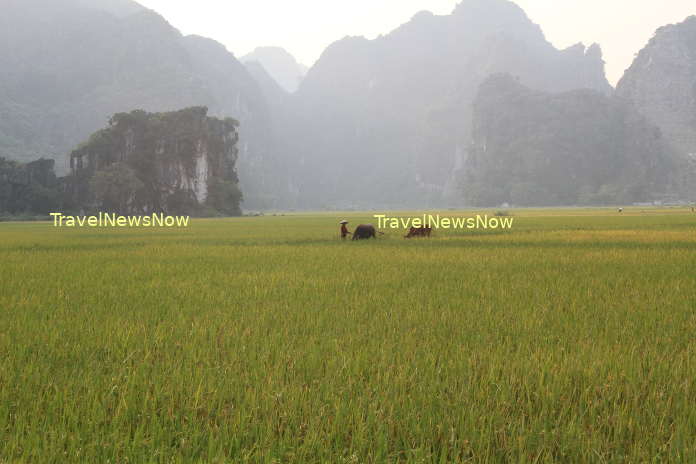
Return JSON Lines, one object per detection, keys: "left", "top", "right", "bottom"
{"left": 89, "top": 162, "right": 143, "bottom": 214}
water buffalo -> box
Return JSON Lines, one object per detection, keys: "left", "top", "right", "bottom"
{"left": 404, "top": 225, "right": 432, "bottom": 239}
{"left": 352, "top": 224, "right": 378, "bottom": 240}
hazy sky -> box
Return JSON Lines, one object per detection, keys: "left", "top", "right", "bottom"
{"left": 135, "top": 0, "right": 694, "bottom": 86}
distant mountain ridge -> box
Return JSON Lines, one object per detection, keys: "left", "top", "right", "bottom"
{"left": 2, "top": 0, "right": 694, "bottom": 211}
{"left": 280, "top": 0, "right": 612, "bottom": 208}
{"left": 462, "top": 74, "right": 676, "bottom": 206}
{"left": 241, "top": 47, "right": 308, "bottom": 93}
{"left": 72, "top": 0, "right": 145, "bottom": 17}
{"left": 617, "top": 16, "right": 696, "bottom": 198}
{"left": 0, "top": 0, "right": 286, "bottom": 209}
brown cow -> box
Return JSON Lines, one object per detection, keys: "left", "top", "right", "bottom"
{"left": 404, "top": 225, "right": 432, "bottom": 238}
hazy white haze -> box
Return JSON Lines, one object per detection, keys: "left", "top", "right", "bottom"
{"left": 135, "top": 0, "right": 694, "bottom": 85}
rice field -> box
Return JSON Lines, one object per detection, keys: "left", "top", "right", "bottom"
{"left": 1, "top": 207, "right": 696, "bottom": 462}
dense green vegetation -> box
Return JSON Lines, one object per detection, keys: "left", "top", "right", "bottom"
{"left": 2, "top": 1, "right": 694, "bottom": 210}
{"left": 463, "top": 74, "right": 677, "bottom": 207}
{"left": 0, "top": 157, "right": 61, "bottom": 216}
{"left": 1, "top": 208, "right": 696, "bottom": 462}
{"left": 1, "top": 108, "right": 243, "bottom": 218}
{"left": 69, "top": 107, "right": 242, "bottom": 216}
{"left": 616, "top": 15, "right": 696, "bottom": 201}
{"left": 0, "top": 0, "right": 280, "bottom": 209}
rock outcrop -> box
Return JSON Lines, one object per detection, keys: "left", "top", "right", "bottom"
{"left": 617, "top": 16, "right": 696, "bottom": 197}
{"left": 244, "top": 62, "right": 289, "bottom": 110}
{"left": 281, "top": 0, "right": 612, "bottom": 208}
{"left": 0, "top": 0, "right": 283, "bottom": 209}
{"left": 462, "top": 74, "right": 676, "bottom": 206}
{"left": 241, "top": 47, "right": 309, "bottom": 93}
{"left": 68, "top": 107, "right": 242, "bottom": 215}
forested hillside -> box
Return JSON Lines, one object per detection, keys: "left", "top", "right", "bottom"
{"left": 279, "top": 0, "right": 612, "bottom": 208}
{"left": 0, "top": 0, "right": 283, "bottom": 209}
{"left": 462, "top": 74, "right": 676, "bottom": 206}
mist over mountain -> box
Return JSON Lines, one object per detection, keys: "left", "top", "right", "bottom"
{"left": 0, "top": 0, "right": 284, "bottom": 209}
{"left": 1, "top": 0, "right": 694, "bottom": 213}
{"left": 617, "top": 15, "right": 696, "bottom": 198}
{"left": 241, "top": 47, "right": 308, "bottom": 94}
{"left": 281, "top": 0, "right": 612, "bottom": 209}
{"left": 244, "top": 62, "right": 289, "bottom": 112}
{"left": 463, "top": 74, "right": 676, "bottom": 206}
{"left": 71, "top": 0, "right": 145, "bottom": 17}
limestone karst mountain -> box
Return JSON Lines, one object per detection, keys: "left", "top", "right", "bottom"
{"left": 67, "top": 107, "right": 242, "bottom": 215}
{"left": 2, "top": 0, "right": 693, "bottom": 213}
{"left": 0, "top": 0, "right": 282, "bottom": 209}
{"left": 280, "top": 0, "right": 612, "bottom": 208}
{"left": 72, "top": 0, "right": 145, "bottom": 17}
{"left": 462, "top": 74, "right": 676, "bottom": 206}
{"left": 241, "top": 47, "right": 308, "bottom": 94}
{"left": 244, "top": 62, "right": 289, "bottom": 110}
{"left": 617, "top": 15, "right": 696, "bottom": 198}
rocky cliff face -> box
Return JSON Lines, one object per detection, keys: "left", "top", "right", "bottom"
{"left": 462, "top": 75, "right": 676, "bottom": 206}
{"left": 616, "top": 16, "right": 696, "bottom": 197}
{"left": 241, "top": 47, "right": 308, "bottom": 93}
{"left": 617, "top": 16, "right": 696, "bottom": 156}
{"left": 68, "top": 107, "right": 242, "bottom": 215}
{"left": 0, "top": 0, "right": 282, "bottom": 210}
{"left": 244, "top": 62, "right": 289, "bottom": 110}
{"left": 282, "top": 0, "right": 612, "bottom": 208}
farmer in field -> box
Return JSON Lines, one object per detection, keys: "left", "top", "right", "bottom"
{"left": 340, "top": 220, "right": 352, "bottom": 240}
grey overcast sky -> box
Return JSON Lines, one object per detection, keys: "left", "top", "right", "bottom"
{"left": 135, "top": 0, "right": 695, "bottom": 86}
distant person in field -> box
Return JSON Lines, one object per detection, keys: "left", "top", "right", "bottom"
{"left": 340, "top": 220, "right": 352, "bottom": 240}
